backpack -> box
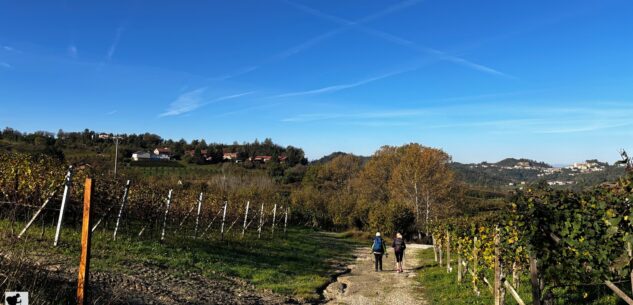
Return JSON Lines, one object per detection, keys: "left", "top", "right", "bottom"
{"left": 372, "top": 237, "right": 384, "bottom": 252}
{"left": 394, "top": 238, "right": 405, "bottom": 252}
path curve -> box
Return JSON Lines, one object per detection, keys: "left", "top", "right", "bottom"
{"left": 323, "top": 243, "right": 432, "bottom": 305}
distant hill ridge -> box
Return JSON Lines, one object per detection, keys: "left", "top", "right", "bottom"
{"left": 492, "top": 158, "right": 552, "bottom": 168}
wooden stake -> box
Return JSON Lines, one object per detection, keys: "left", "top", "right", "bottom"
{"left": 77, "top": 177, "right": 93, "bottom": 305}
{"left": 112, "top": 180, "right": 131, "bottom": 241}
{"left": 160, "top": 189, "right": 173, "bottom": 242}
{"left": 529, "top": 254, "right": 541, "bottom": 305}
{"left": 473, "top": 236, "right": 479, "bottom": 295}
{"left": 457, "top": 243, "right": 463, "bottom": 283}
{"left": 194, "top": 192, "right": 203, "bottom": 238}
{"left": 284, "top": 206, "right": 289, "bottom": 235}
{"left": 200, "top": 207, "right": 223, "bottom": 238}
{"left": 18, "top": 189, "right": 58, "bottom": 239}
{"left": 220, "top": 201, "right": 227, "bottom": 240}
{"left": 242, "top": 201, "right": 250, "bottom": 238}
{"left": 605, "top": 280, "right": 633, "bottom": 305}
{"left": 432, "top": 234, "right": 438, "bottom": 262}
{"left": 504, "top": 280, "right": 526, "bottom": 305}
{"left": 54, "top": 166, "right": 73, "bottom": 247}
{"left": 258, "top": 203, "right": 264, "bottom": 239}
{"left": 271, "top": 204, "right": 277, "bottom": 237}
{"left": 446, "top": 230, "right": 451, "bottom": 273}
{"left": 494, "top": 227, "right": 502, "bottom": 305}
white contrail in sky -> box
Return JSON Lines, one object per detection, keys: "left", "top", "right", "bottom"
{"left": 283, "top": 0, "right": 513, "bottom": 79}
{"left": 209, "top": 0, "right": 424, "bottom": 81}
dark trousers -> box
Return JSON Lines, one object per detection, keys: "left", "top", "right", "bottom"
{"left": 395, "top": 250, "right": 404, "bottom": 263}
{"left": 374, "top": 253, "right": 383, "bottom": 271}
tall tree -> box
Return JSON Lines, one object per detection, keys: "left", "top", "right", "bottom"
{"left": 388, "top": 144, "right": 454, "bottom": 238}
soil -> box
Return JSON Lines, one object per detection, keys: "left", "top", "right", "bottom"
{"left": 322, "top": 244, "right": 432, "bottom": 305}
{"left": 1, "top": 250, "right": 298, "bottom": 305}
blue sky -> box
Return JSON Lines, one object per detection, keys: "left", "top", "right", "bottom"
{"left": 1, "top": 0, "right": 632, "bottom": 164}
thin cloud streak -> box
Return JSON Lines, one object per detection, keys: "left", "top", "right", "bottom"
{"left": 284, "top": 0, "right": 512, "bottom": 79}
{"left": 0, "top": 62, "right": 12, "bottom": 69}
{"left": 210, "top": 0, "right": 423, "bottom": 81}
{"left": 159, "top": 88, "right": 255, "bottom": 117}
{"left": 273, "top": 62, "right": 428, "bottom": 98}
{"left": 107, "top": 26, "right": 125, "bottom": 61}
{"left": 283, "top": 109, "right": 430, "bottom": 122}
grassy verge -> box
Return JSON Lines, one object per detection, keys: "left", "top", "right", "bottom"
{"left": 0, "top": 219, "right": 362, "bottom": 301}
{"left": 416, "top": 248, "right": 621, "bottom": 305}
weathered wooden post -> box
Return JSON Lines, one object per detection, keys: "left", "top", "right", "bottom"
{"left": 439, "top": 237, "right": 443, "bottom": 266}
{"left": 18, "top": 189, "right": 58, "bottom": 239}
{"left": 529, "top": 254, "right": 541, "bottom": 305}
{"left": 54, "top": 166, "right": 73, "bottom": 247}
{"left": 447, "top": 230, "right": 451, "bottom": 273}
{"left": 113, "top": 180, "right": 131, "bottom": 241}
{"left": 194, "top": 192, "right": 203, "bottom": 237}
{"left": 284, "top": 206, "right": 289, "bottom": 235}
{"left": 160, "top": 189, "right": 173, "bottom": 242}
{"left": 457, "top": 243, "right": 463, "bottom": 283}
{"left": 494, "top": 227, "right": 503, "bottom": 305}
{"left": 271, "top": 204, "right": 277, "bottom": 237}
{"left": 77, "top": 177, "right": 93, "bottom": 305}
{"left": 432, "top": 234, "right": 438, "bottom": 262}
{"left": 258, "top": 203, "right": 264, "bottom": 239}
{"left": 220, "top": 201, "right": 228, "bottom": 240}
{"left": 473, "top": 236, "right": 479, "bottom": 294}
{"left": 242, "top": 200, "right": 250, "bottom": 238}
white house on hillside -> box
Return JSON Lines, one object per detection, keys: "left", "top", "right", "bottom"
{"left": 132, "top": 151, "right": 151, "bottom": 161}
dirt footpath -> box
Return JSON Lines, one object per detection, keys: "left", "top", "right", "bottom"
{"left": 323, "top": 243, "right": 432, "bottom": 305}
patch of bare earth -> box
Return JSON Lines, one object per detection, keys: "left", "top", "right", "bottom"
{"left": 323, "top": 244, "right": 432, "bottom": 305}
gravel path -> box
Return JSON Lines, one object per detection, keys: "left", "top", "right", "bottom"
{"left": 323, "top": 243, "right": 432, "bottom": 305}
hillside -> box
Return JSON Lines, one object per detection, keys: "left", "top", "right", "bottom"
{"left": 452, "top": 158, "right": 626, "bottom": 189}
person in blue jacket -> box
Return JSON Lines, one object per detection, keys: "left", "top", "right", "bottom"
{"left": 371, "top": 232, "right": 387, "bottom": 272}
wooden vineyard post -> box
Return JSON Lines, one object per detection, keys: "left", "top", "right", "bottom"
{"left": 77, "top": 177, "right": 93, "bottom": 305}
{"left": 220, "top": 201, "right": 228, "bottom": 240}
{"left": 529, "top": 254, "right": 541, "bottom": 305}
{"left": 160, "top": 190, "right": 173, "bottom": 242}
{"left": 258, "top": 203, "right": 264, "bottom": 239}
{"left": 439, "top": 237, "right": 443, "bottom": 266}
{"left": 457, "top": 243, "right": 463, "bottom": 283}
{"left": 432, "top": 234, "right": 438, "bottom": 262}
{"left": 473, "top": 236, "right": 479, "bottom": 295}
{"left": 242, "top": 201, "right": 250, "bottom": 238}
{"left": 626, "top": 242, "right": 633, "bottom": 291}
{"left": 194, "top": 192, "right": 203, "bottom": 238}
{"left": 54, "top": 166, "right": 73, "bottom": 247}
{"left": 447, "top": 230, "right": 451, "bottom": 273}
{"left": 113, "top": 180, "right": 131, "bottom": 241}
{"left": 271, "top": 204, "right": 277, "bottom": 237}
{"left": 18, "top": 189, "right": 58, "bottom": 239}
{"left": 494, "top": 227, "right": 503, "bottom": 305}
{"left": 284, "top": 206, "right": 289, "bottom": 235}
{"left": 605, "top": 281, "right": 633, "bottom": 305}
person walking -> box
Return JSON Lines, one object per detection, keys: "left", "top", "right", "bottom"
{"left": 371, "top": 232, "right": 387, "bottom": 272}
{"left": 392, "top": 232, "right": 406, "bottom": 273}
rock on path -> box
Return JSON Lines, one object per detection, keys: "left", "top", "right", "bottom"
{"left": 323, "top": 243, "right": 432, "bottom": 305}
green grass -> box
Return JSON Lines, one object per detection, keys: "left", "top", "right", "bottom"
{"left": 416, "top": 249, "right": 623, "bottom": 305}
{"left": 1, "top": 219, "right": 362, "bottom": 301}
